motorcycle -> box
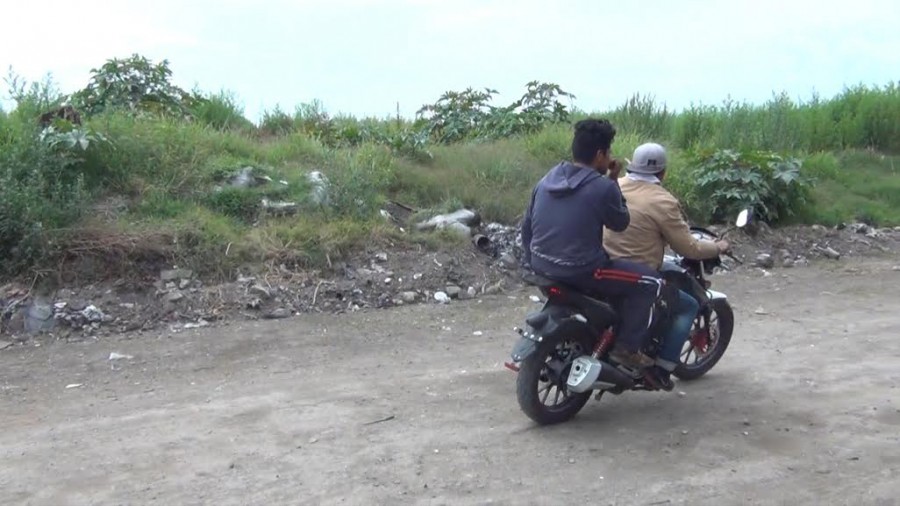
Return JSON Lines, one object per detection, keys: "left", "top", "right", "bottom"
{"left": 505, "top": 209, "right": 752, "bottom": 425}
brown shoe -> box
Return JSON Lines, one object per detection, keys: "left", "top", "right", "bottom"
{"left": 610, "top": 346, "right": 654, "bottom": 369}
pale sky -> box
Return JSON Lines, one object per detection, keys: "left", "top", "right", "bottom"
{"left": 2, "top": 0, "right": 898, "bottom": 122}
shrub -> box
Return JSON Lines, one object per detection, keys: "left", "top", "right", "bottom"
{"left": 689, "top": 149, "right": 812, "bottom": 224}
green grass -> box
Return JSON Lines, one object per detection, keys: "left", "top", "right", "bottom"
{"left": 2, "top": 68, "right": 900, "bottom": 281}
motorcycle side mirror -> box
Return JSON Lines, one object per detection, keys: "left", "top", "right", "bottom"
{"left": 736, "top": 208, "right": 752, "bottom": 228}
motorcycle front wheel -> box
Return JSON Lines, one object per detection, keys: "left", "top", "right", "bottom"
{"left": 674, "top": 298, "right": 734, "bottom": 380}
{"left": 516, "top": 335, "right": 593, "bottom": 425}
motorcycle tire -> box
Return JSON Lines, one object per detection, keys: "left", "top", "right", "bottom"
{"left": 516, "top": 335, "right": 593, "bottom": 425}
{"left": 674, "top": 298, "right": 734, "bottom": 381}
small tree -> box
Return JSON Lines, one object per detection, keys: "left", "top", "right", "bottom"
{"left": 71, "top": 54, "right": 196, "bottom": 119}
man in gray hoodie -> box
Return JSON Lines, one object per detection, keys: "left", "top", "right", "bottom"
{"left": 521, "top": 119, "right": 661, "bottom": 370}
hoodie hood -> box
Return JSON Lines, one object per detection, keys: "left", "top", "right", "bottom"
{"left": 542, "top": 161, "right": 601, "bottom": 195}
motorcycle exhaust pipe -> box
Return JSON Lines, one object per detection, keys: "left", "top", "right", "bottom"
{"left": 567, "top": 356, "right": 635, "bottom": 393}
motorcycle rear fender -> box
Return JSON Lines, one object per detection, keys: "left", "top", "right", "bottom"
{"left": 510, "top": 303, "right": 593, "bottom": 362}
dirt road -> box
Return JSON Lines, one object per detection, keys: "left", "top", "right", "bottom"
{"left": 2, "top": 258, "right": 899, "bottom": 505}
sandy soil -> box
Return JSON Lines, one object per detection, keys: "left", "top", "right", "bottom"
{"left": 1, "top": 258, "right": 899, "bottom": 505}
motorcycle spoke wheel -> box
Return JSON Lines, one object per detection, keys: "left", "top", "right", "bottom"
{"left": 516, "top": 336, "right": 593, "bottom": 425}
{"left": 681, "top": 312, "right": 719, "bottom": 366}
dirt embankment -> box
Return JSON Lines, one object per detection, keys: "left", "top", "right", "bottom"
{"left": 1, "top": 217, "right": 898, "bottom": 348}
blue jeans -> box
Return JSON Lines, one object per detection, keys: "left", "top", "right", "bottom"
{"left": 658, "top": 289, "right": 699, "bottom": 370}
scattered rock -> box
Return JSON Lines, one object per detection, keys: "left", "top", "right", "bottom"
{"left": 782, "top": 259, "right": 795, "bottom": 268}
{"left": 250, "top": 285, "right": 272, "bottom": 299}
{"left": 108, "top": 352, "right": 134, "bottom": 361}
{"left": 413, "top": 273, "right": 423, "bottom": 280}
{"left": 755, "top": 307, "right": 769, "bottom": 315}
{"left": 399, "top": 292, "right": 418, "bottom": 304}
{"left": 24, "top": 298, "right": 55, "bottom": 334}
{"left": 374, "top": 252, "right": 388, "bottom": 263}
{"left": 811, "top": 224, "right": 826, "bottom": 233}
{"left": 434, "top": 292, "right": 451, "bottom": 304}
{"left": 165, "top": 291, "right": 185, "bottom": 303}
{"left": 179, "top": 279, "right": 192, "bottom": 290}
{"left": 817, "top": 246, "right": 842, "bottom": 260}
{"left": 264, "top": 308, "right": 292, "bottom": 319}
{"left": 499, "top": 252, "right": 518, "bottom": 268}
{"left": 246, "top": 298, "right": 262, "bottom": 310}
{"left": 458, "top": 287, "right": 476, "bottom": 301}
{"left": 893, "top": 266, "right": 900, "bottom": 272}
{"left": 445, "top": 286, "right": 462, "bottom": 299}
{"left": 484, "top": 281, "right": 503, "bottom": 295}
{"left": 81, "top": 305, "right": 106, "bottom": 323}
{"left": 754, "top": 253, "right": 775, "bottom": 269}
{"left": 0, "top": 340, "right": 12, "bottom": 350}
{"left": 160, "top": 269, "right": 193, "bottom": 282}
{"left": 849, "top": 223, "right": 872, "bottom": 235}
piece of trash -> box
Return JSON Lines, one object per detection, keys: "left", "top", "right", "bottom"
{"left": 308, "top": 437, "right": 319, "bottom": 444}
{"left": 261, "top": 198, "right": 299, "bottom": 215}
{"left": 434, "top": 292, "right": 450, "bottom": 304}
{"left": 529, "top": 295, "right": 541, "bottom": 303}
{"left": 754, "top": 307, "right": 769, "bottom": 315}
{"left": 81, "top": 305, "right": 106, "bottom": 323}
{"left": 413, "top": 273, "right": 423, "bottom": 280}
{"left": 183, "top": 320, "right": 210, "bottom": 329}
{"left": 362, "top": 415, "right": 396, "bottom": 426}
{"left": 473, "top": 331, "right": 484, "bottom": 336}
{"left": 108, "top": 352, "right": 134, "bottom": 361}
{"left": 677, "top": 391, "right": 687, "bottom": 397}
{"left": 65, "top": 383, "right": 84, "bottom": 389}
{"left": 681, "top": 430, "right": 689, "bottom": 435}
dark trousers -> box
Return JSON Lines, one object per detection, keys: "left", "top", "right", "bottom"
{"left": 550, "top": 259, "right": 661, "bottom": 353}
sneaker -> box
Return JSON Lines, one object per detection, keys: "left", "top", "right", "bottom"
{"left": 609, "top": 346, "right": 655, "bottom": 369}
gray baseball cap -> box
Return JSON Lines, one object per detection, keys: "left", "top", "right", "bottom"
{"left": 628, "top": 143, "right": 667, "bottom": 174}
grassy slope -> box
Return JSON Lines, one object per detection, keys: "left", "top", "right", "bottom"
{"left": 2, "top": 84, "right": 900, "bottom": 281}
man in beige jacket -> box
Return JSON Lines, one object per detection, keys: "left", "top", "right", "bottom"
{"left": 604, "top": 142, "right": 729, "bottom": 390}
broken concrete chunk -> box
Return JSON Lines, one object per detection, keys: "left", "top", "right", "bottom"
{"left": 161, "top": 269, "right": 193, "bottom": 282}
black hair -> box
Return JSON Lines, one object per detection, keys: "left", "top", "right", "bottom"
{"left": 571, "top": 118, "right": 616, "bottom": 164}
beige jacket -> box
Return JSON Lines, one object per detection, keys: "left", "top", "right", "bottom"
{"left": 603, "top": 176, "right": 719, "bottom": 270}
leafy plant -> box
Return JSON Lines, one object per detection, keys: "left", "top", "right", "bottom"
{"left": 690, "top": 149, "right": 812, "bottom": 223}
{"left": 71, "top": 54, "right": 196, "bottom": 119}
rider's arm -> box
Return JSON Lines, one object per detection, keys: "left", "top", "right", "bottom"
{"left": 601, "top": 180, "right": 630, "bottom": 232}
{"left": 657, "top": 197, "right": 719, "bottom": 260}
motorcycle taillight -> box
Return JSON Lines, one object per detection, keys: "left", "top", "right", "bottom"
{"left": 548, "top": 287, "right": 562, "bottom": 297}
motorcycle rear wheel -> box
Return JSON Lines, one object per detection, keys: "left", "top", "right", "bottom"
{"left": 674, "top": 298, "right": 734, "bottom": 381}
{"left": 516, "top": 335, "right": 593, "bottom": 425}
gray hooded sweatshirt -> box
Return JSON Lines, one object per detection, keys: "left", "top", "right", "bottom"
{"left": 520, "top": 161, "right": 630, "bottom": 277}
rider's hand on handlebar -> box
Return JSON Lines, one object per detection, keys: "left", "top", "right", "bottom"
{"left": 716, "top": 240, "right": 731, "bottom": 254}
